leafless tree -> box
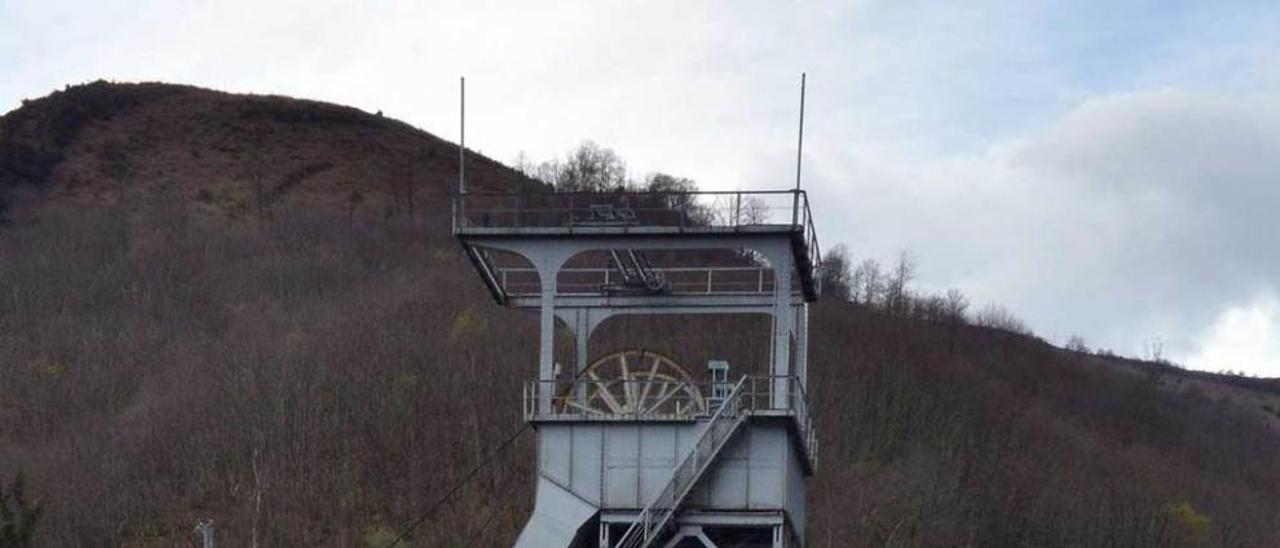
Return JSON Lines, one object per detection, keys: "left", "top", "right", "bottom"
{"left": 819, "top": 244, "right": 853, "bottom": 301}
{"left": 1066, "top": 335, "right": 1089, "bottom": 353}
{"left": 884, "top": 251, "right": 916, "bottom": 314}
{"left": 851, "top": 258, "right": 883, "bottom": 306}
{"left": 539, "top": 141, "right": 628, "bottom": 192}
{"left": 975, "top": 304, "right": 1031, "bottom": 335}
{"left": 943, "top": 288, "right": 969, "bottom": 322}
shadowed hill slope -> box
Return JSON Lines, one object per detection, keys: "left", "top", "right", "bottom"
{"left": 1, "top": 82, "right": 1278, "bottom": 547}
{"left": 0, "top": 80, "right": 539, "bottom": 220}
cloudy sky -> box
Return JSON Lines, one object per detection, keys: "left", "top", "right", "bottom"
{"left": 3, "top": 1, "right": 1278, "bottom": 376}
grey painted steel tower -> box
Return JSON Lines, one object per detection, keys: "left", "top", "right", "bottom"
{"left": 454, "top": 189, "right": 821, "bottom": 548}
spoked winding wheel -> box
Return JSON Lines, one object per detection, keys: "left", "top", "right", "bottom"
{"left": 558, "top": 349, "right": 707, "bottom": 418}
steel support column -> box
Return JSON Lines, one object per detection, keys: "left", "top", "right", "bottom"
{"left": 794, "top": 303, "right": 808, "bottom": 395}
{"left": 765, "top": 245, "right": 793, "bottom": 410}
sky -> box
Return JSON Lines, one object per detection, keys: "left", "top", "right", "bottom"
{"left": 2, "top": 0, "right": 1279, "bottom": 376}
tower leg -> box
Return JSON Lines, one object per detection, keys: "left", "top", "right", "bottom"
{"left": 575, "top": 310, "right": 590, "bottom": 402}
{"left": 769, "top": 248, "right": 793, "bottom": 410}
{"left": 539, "top": 287, "right": 556, "bottom": 414}
{"left": 532, "top": 247, "right": 573, "bottom": 414}
{"left": 575, "top": 310, "right": 589, "bottom": 374}
{"left": 794, "top": 303, "right": 808, "bottom": 394}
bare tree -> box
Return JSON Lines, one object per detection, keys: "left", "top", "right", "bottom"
{"left": 644, "top": 173, "right": 714, "bottom": 224}
{"left": 1144, "top": 337, "right": 1167, "bottom": 364}
{"left": 643, "top": 173, "right": 695, "bottom": 194}
{"left": 851, "top": 258, "right": 883, "bottom": 307}
{"left": 738, "top": 196, "right": 769, "bottom": 225}
{"left": 544, "top": 141, "right": 628, "bottom": 192}
{"left": 819, "top": 244, "right": 853, "bottom": 301}
{"left": 1066, "top": 335, "right": 1089, "bottom": 353}
{"left": 511, "top": 151, "right": 536, "bottom": 178}
{"left": 975, "top": 304, "right": 1031, "bottom": 335}
{"left": 884, "top": 252, "right": 916, "bottom": 314}
{"left": 943, "top": 289, "right": 969, "bottom": 322}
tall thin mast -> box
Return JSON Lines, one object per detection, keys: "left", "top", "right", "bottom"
{"left": 795, "top": 72, "right": 806, "bottom": 191}
{"left": 459, "top": 76, "right": 466, "bottom": 196}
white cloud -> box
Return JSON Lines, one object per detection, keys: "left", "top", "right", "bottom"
{"left": 809, "top": 88, "right": 1280, "bottom": 368}
{"left": 1190, "top": 292, "right": 1280, "bottom": 377}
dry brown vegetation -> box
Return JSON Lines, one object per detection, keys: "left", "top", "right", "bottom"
{"left": 810, "top": 301, "right": 1280, "bottom": 547}
{"left": 0, "top": 204, "right": 536, "bottom": 546}
{"left": 2, "top": 82, "right": 1279, "bottom": 547}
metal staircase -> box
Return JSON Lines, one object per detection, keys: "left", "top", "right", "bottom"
{"left": 613, "top": 377, "right": 749, "bottom": 548}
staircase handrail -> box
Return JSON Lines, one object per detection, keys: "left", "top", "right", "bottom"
{"left": 613, "top": 376, "right": 749, "bottom": 548}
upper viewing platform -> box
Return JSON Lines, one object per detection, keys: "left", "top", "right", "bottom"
{"left": 453, "top": 190, "right": 823, "bottom": 303}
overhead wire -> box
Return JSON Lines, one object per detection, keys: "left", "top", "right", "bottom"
{"left": 387, "top": 313, "right": 621, "bottom": 548}
{"left": 382, "top": 421, "right": 532, "bottom": 548}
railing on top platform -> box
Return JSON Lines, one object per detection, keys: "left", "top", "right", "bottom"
{"left": 452, "top": 190, "right": 821, "bottom": 286}
{"left": 493, "top": 266, "right": 780, "bottom": 298}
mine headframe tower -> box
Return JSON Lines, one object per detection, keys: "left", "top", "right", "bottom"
{"left": 455, "top": 189, "right": 822, "bottom": 548}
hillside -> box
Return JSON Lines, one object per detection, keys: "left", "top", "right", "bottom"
{"left": 2, "top": 82, "right": 1279, "bottom": 547}
{"left": 0, "top": 81, "right": 539, "bottom": 221}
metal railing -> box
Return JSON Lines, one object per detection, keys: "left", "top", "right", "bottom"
{"left": 453, "top": 190, "right": 821, "bottom": 286}
{"left": 523, "top": 375, "right": 816, "bottom": 465}
{"left": 524, "top": 379, "right": 713, "bottom": 421}
{"left": 455, "top": 189, "right": 801, "bottom": 229}
{"left": 797, "top": 191, "right": 822, "bottom": 295}
{"left": 614, "top": 377, "right": 749, "bottom": 548}
{"left": 495, "top": 266, "right": 781, "bottom": 297}
{"left": 738, "top": 375, "right": 816, "bottom": 465}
